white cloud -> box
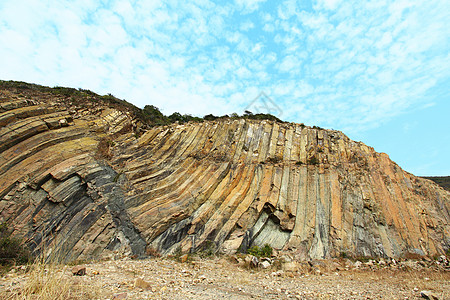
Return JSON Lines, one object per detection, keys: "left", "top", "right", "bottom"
{"left": 314, "top": 0, "right": 342, "bottom": 11}
{"left": 0, "top": 0, "right": 448, "bottom": 138}
{"left": 278, "top": 0, "right": 299, "bottom": 20}
{"left": 251, "top": 43, "right": 263, "bottom": 53}
{"left": 235, "top": 0, "right": 267, "bottom": 13}
{"left": 262, "top": 23, "right": 275, "bottom": 32}
{"left": 277, "top": 55, "right": 300, "bottom": 73}
{"left": 240, "top": 20, "right": 254, "bottom": 31}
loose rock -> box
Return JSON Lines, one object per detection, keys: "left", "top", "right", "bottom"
{"left": 112, "top": 292, "right": 128, "bottom": 299}
{"left": 420, "top": 290, "right": 439, "bottom": 300}
{"left": 71, "top": 266, "right": 86, "bottom": 276}
{"left": 134, "top": 278, "right": 151, "bottom": 290}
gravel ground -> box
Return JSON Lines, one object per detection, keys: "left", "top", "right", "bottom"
{"left": 1, "top": 256, "right": 449, "bottom": 299}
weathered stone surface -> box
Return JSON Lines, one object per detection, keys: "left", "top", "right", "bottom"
{"left": 421, "top": 290, "right": 439, "bottom": 300}
{"left": 259, "top": 260, "right": 271, "bottom": 269}
{"left": 0, "top": 84, "right": 449, "bottom": 263}
{"left": 72, "top": 265, "right": 86, "bottom": 276}
{"left": 134, "top": 278, "right": 151, "bottom": 290}
{"left": 112, "top": 292, "right": 128, "bottom": 299}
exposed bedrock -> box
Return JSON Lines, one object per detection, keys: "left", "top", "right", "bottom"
{"left": 1, "top": 88, "right": 449, "bottom": 262}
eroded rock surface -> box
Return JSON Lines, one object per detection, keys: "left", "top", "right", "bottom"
{"left": 0, "top": 84, "right": 449, "bottom": 262}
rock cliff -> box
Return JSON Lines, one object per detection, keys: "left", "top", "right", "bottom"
{"left": 1, "top": 82, "right": 448, "bottom": 262}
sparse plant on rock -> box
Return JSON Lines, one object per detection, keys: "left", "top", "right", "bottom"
{"left": 0, "top": 223, "right": 30, "bottom": 272}
{"left": 197, "top": 240, "right": 216, "bottom": 258}
{"left": 247, "top": 244, "right": 273, "bottom": 257}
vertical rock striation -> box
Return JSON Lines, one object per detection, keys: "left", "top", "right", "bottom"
{"left": 118, "top": 120, "right": 449, "bottom": 259}
{"left": 0, "top": 85, "right": 448, "bottom": 262}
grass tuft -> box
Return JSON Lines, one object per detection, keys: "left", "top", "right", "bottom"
{"left": 1, "top": 261, "right": 99, "bottom": 300}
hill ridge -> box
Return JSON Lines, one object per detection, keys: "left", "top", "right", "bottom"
{"left": 0, "top": 81, "right": 448, "bottom": 263}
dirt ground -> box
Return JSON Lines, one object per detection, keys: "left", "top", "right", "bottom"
{"left": 1, "top": 256, "right": 449, "bottom": 299}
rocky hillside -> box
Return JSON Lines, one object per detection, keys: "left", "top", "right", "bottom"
{"left": 0, "top": 81, "right": 449, "bottom": 263}
{"left": 422, "top": 176, "right": 450, "bottom": 192}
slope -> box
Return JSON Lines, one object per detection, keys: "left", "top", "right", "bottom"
{"left": 0, "top": 81, "right": 448, "bottom": 262}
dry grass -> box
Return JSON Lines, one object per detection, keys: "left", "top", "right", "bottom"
{"left": 1, "top": 261, "right": 99, "bottom": 300}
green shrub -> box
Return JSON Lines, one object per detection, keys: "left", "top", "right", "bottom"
{"left": 261, "top": 244, "right": 273, "bottom": 257}
{"left": 52, "top": 86, "right": 78, "bottom": 97}
{"left": 173, "top": 245, "right": 183, "bottom": 258}
{"left": 247, "top": 244, "right": 273, "bottom": 257}
{"left": 247, "top": 246, "right": 260, "bottom": 256}
{"left": 203, "top": 114, "right": 219, "bottom": 121}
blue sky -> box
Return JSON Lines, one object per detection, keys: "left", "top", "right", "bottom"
{"left": 0, "top": 0, "right": 449, "bottom": 176}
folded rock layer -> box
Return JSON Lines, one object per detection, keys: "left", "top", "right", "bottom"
{"left": 1, "top": 85, "right": 448, "bottom": 262}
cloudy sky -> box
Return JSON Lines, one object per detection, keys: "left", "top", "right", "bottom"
{"left": 1, "top": 0, "right": 449, "bottom": 176}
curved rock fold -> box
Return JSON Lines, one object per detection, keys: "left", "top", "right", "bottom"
{"left": 0, "top": 86, "right": 448, "bottom": 262}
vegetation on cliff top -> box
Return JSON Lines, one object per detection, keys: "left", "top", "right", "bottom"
{"left": 0, "top": 80, "right": 283, "bottom": 127}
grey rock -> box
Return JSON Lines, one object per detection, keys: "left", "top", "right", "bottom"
{"left": 420, "top": 290, "right": 439, "bottom": 300}
{"left": 259, "top": 260, "right": 271, "bottom": 269}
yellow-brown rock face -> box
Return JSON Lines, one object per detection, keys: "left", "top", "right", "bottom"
{"left": 1, "top": 85, "right": 448, "bottom": 262}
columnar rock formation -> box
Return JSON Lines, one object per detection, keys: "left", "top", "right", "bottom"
{"left": 1, "top": 84, "right": 449, "bottom": 262}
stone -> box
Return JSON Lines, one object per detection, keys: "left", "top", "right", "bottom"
{"left": 272, "top": 270, "right": 284, "bottom": 277}
{"left": 179, "top": 254, "right": 189, "bottom": 263}
{"left": 134, "top": 278, "right": 151, "bottom": 290}
{"left": 282, "top": 262, "right": 299, "bottom": 272}
{"left": 112, "top": 292, "right": 128, "bottom": 299}
{"left": 71, "top": 266, "right": 86, "bottom": 276}
{"left": 228, "top": 255, "right": 239, "bottom": 264}
{"left": 438, "top": 255, "right": 448, "bottom": 266}
{"left": 259, "top": 260, "right": 271, "bottom": 269}
{"left": 59, "top": 119, "right": 68, "bottom": 127}
{"left": 251, "top": 256, "right": 259, "bottom": 268}
{"left": 244, "top": 255, "right": 252, "bottom": 264}
{"left": 261, "top": 257, "right": 273, "bottom": 264}
{"left": 365, "top": 260, "right": 374, "bottom": 267}
{"left": 244, "top": 255, "right": 259, "bottom": 268}
{"left": 420, "top": 290, "right": 439, "bottom": 299}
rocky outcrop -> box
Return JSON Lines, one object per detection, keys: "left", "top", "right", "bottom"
{"left": 0, "top": 84, "right": 449, "bottom": 262}
{"left": 422, "top": 176, "right": 450, "bottom": 192}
